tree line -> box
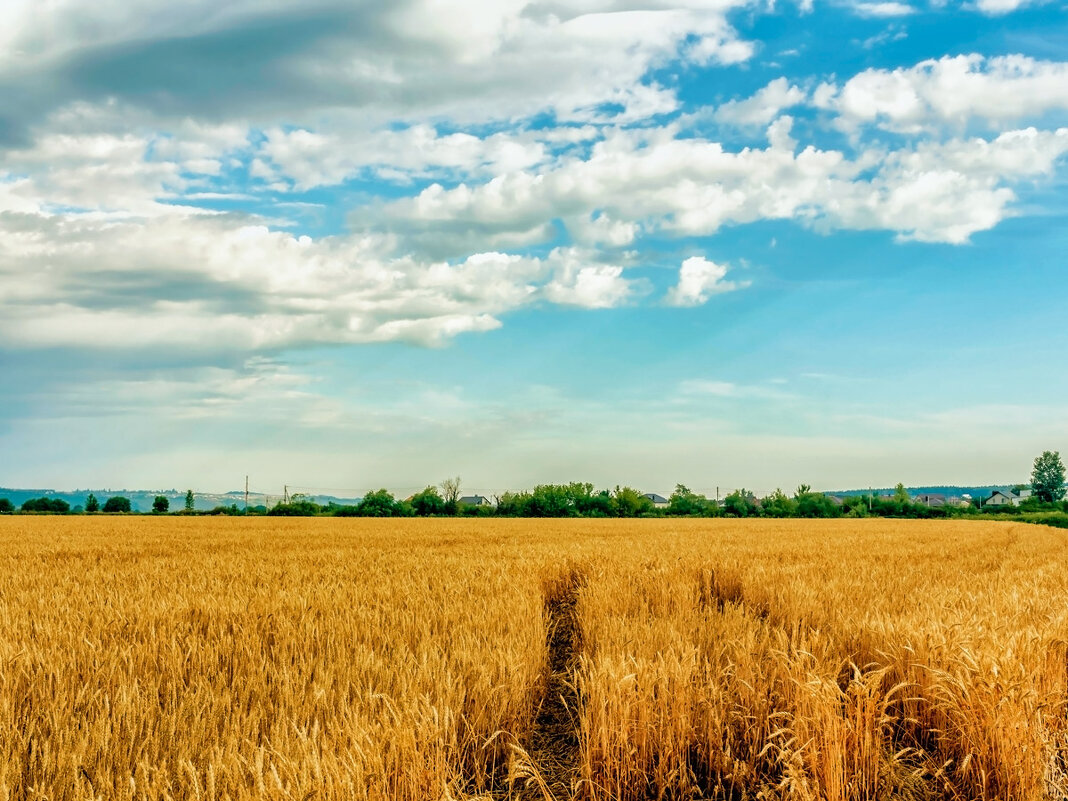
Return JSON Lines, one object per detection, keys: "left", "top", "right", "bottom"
{"left": 3, "top": 452, "right": 1065, "bottom": 521}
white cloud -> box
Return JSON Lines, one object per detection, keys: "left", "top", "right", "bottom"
{"left": 714, "top": 78, "right": 807, "bottom": 127}
{"left": 831, "top": 127, "right": 1068, "bottom": 243}
{"left": 852, "top": 1, "right": 915, "bottom": 16}
{"left": 542, "top": 251, "right": 633, "bottom": 308}
{"left": 0, "top": 0, "right": 758, "bottom": 137}
{"left": 2, "top": 133, "right": 183, "bottom": 214}
{"left": 677, "top": 378, "right": 791, "bottom": 399}
{"left": 680, "top": 379, "right": 739, "bottom": 396}
{"left": 260, "top": 125, "right": 551, "bottom": 190}
{"left": 972, "top": 0, "right": 1036, "bottom": 14}
{"left": 381, "top": 125, "right": 1068, "bottom": 247}
{"left": 0, "top": 211, "right": 638, "bottom": 352}
{"left": 817, "top": 54, "right": 1068, "bottom": 133}
{"left": 665, "top": 256, "right": 748, "bottom": 306}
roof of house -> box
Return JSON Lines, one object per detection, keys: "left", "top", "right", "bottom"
{"left": 642, "top": 493, "right": 669, "bottom": 504}
{"left": 459, "top": 495, "right": 490, "bottom": 505}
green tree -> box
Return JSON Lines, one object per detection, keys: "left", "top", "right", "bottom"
{"left": 152, "top": 495, "right": 169, "bottom": 514}
{"left": 184, "top": 490, "right": 195, "bottom": 512}
{"left": 668, "top": 484, "right": 709, "bottom": 516}
{"left": 612, "top": 486, "right": 654, "bottom": 517}
{"left": 495, "top": 491, "right": 532, "bottom": 516}
{"left": 440, "top": 477, "right": 461, "bottom": 515}
{"left": 85, "top": 493, "right": 99, "bottom": 513}
{"left": 267, "top": 497, "right": 320, "bottom": 516}
{"left": 0, "top": 498, "right": 13, "bottom": 514}
{"left": 761, "top": 489, "right": 797, "bottom": 518}
{"left": 22, "top": 497, "right": 70, "bottom": 513}
{"left": 722, "top": 489, "right": 758, "bottom": 518}
{"left": 574, "top": 487, "right": 614, "bottom": 517}
{"left": 893, "top": 483, "right": 910, "bottom": 503}
{"left": 102, "top": 496, "right": 132, "bottom": 513}
{"left": 796, "top": 491, "right": 840, "bottom": 518}
{"left": 356, "top": 489, "right": 398, "bottom": 517}
{"left": 1031, "top": 450, "right": 1067, "bottom": 503}
{"left": 410, "top": 487, "right": 447, "bottom": 516}
{"left": 528, "top": 484, "right": 573, "bottom": 517}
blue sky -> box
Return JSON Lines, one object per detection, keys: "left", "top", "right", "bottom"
{"left": 1, "top": 0, "right": 1066, "bottom": 497}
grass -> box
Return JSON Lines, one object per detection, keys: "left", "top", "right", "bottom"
{"left": 0, "top": 517, "right": 1066, "bottom": 800}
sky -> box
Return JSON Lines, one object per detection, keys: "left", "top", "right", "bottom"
{"left": 1, "top": 0, "right": 1066, "bottom": 497}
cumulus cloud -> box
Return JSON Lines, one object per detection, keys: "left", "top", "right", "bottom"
{"left": 0, "top": 0, "right": 757, "bottom": 144}
{"left": 815, "top": 54, "right": 1068, "bottom": 133}
{"left": 542, "top": 251, "right": 634, "bottom": 308}
{"left": 1, "top": 3, "right": 1067, "bottom": 366}
{"left": 0, "top": 209, "right": 638, "bottom": 352}
{"left": 260, "top": 125, "right": 552, "bottom": 190}
{"left": 2, "top": 132, "right": 183, "bottom": 214}
{"left": 830, "top": 127, "right": 1068, "bottom": 243}
{"left": 713, "top": 78, "right": 807, "bottom": 127}
{"left": 380, "top": 125, "right": 1068, "bottom": 247}
{"left": 665, "top": 257, "right": 748, "bottom": 306}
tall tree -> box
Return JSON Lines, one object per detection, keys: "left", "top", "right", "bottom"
{"left": 1031, "top": 450, "right": 1066, "bottom": 502}
{"left": 85, "top": 493, "right": 99, "bottom": 513}
{"left": 440, "top": 477, "right": 461, "bottom": 514}
{"left": 184, "top": 490, "right": 195, "bottom": 512}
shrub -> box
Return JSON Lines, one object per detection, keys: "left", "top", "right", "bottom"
{"left": 268, "top": 500, "right": 320, "bottom": 516}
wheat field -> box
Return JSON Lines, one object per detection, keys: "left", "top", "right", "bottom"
{"left": 1, "top": 517, "right": 1066, "bottom": 801}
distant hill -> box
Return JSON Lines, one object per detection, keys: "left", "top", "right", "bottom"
{"left": 0, "top": 487, "right": 361, "bottom": 512}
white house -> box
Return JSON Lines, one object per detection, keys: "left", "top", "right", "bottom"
{"left": 642, "top": 493, "right": 670, "bottom": 509}
{"left": 985, "top": 489, "right": 1032, "bottom": 507}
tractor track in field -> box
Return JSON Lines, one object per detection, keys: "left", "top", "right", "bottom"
{"left": 520, "top": 572, "right": 582, "bottom": 800}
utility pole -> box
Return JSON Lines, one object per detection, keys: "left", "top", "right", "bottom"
{"left": 245, "top": 476, "right": 249, "bottom": 512}
{"left": 284, "top": 485, "right": 289, "bottom": 504}
{"left": 868, "top": 486, "right": 872, "bottom": 512}
{"left": 716, "top": 486, "right": 720, "bottom": 503}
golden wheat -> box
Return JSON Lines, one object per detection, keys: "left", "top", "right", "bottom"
{"left": 0, "top": 517, "right": 1065, "bottom": 800}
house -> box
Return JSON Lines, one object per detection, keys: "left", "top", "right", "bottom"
{"left": 985, "top": 490, "right": 1016, "bottom": 506}
{"left": 913, "top": 493, "right": 946, "bottom": 508}
{"left": 985, "top": 489, "right": 1033, "bottom": 507}
{"left": 642, "top": 493, "right": 670, "bottom": 508}
{"left": 459, "top": 495, "right": 492, "bottom": 507}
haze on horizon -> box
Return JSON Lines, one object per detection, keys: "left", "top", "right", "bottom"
{"left": 1, "top": 0, "right": 1066, "bottom": 495}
